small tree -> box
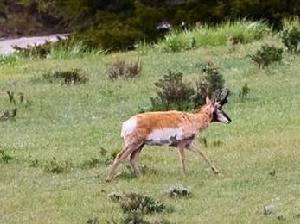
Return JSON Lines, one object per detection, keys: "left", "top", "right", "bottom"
{"left": 192, "top": 61, "right": 225, "bottom": 107}
{"left": 150, "top": 71, "right": 195, "bottom": 111}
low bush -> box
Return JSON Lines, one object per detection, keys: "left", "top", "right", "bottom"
{"left": 41, "top": 69, "right": 88, "bottom": 84}
{"left": 106, "top": 59, "right": 143, "bottom": 80}
{"left": 150, "top": 71, "right": 195, "bottom": 111}
{"left": 250, "top": 45, "right": 283, "bottom": 68}
{"left": 109, "top": 192, "right": 166, "bottom": 223}
{"left": 119, "top": 193, "right": 165, "bottom": 214}
{"left": 193, "top": 61, "right": 225, "bottom": 107}
{"left": 150, "top": 63, "right": 226, "bottom": 111}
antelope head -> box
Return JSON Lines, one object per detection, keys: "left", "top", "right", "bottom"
{"left": 211, "top": 89, "right": 231, "bottom": 124}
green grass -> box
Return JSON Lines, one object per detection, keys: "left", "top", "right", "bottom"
{"left": 0, "top": 31, "right": 300, "bottom": 224}
{"left": 157, "top": 20, "right": 270, "bottom": 52}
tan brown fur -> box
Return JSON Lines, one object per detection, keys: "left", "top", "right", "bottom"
{"left": 106, "top": 100, "right": 225, "bottom": 182}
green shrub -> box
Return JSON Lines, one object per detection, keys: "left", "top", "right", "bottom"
{"left": 106, "top": 59, "right": 143, "bottom": 80}
{"left": 250, "top": 45, "right": 283, "bottom": 68}
{"left": 119, "top": 193, "right": 165, "bottom": 214}
{"left": 41, "top": 69, "right": 88, "bottom": 84}
{"left": 150, "top": 71, "right": 195, "bottom": 111}
{"left": 150, "top": 64, "right": 226, "bottom": 111}
{"left": 281, "top": 26, "right": 300, "bottom": 53}
{"left": 192, "top": 61, "right": 225, "bottom": 107}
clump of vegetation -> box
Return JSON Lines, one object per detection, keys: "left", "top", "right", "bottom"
{"left": 159, "top": 31, "right": 196, "bottom": 52}
{"left": 106, "top": 59, "right": 143, "bottom": 80}
{"left": 0, "top": 55, "right": 17, "bottom": 66}
{"left": 44, "top": 157, "right": 73, "bottom": 174}
{"left": 109, "top": 192, "right": 166, "bottom": 223}
{"left": 0, "top": 109, "right": 17, "bottom": 122}
{"left": 150, "top": 62, "right": 226, "bottom": 111}
{"left": 42, "top": 69, "right": 88, "bottom": 84}
{"left": 150, "top": 71, "right": 195, "bottom": 111}
{"left": 239, "top": 83, "right": 250, "bottom": 100}
{"left": 250, "top": 45, "right": 283, "bottom": 68}
{"left": 193, "top": 61, "right": 225, "bottom": 107}
{"left": 0, "top": 150, "right": 14, "bottom": 163}
{"left": 120, "top": 193, "right": 165, "bottom": 214}
{"left": 167, "top": 185, "right": 191, "bottom": 198}
{"left": 281, "top": 26, "right": 300, "bottom": 53}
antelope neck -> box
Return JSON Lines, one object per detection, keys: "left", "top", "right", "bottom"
{"left": 193, "top": 110, "right": 212, "bottom": 129}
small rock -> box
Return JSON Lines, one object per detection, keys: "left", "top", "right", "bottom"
{"left": 264, "top": 205, "right": 274, "bottom": 215}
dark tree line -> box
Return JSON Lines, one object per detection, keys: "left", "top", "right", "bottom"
{"left": 1, "top": 0, "right": 299, "bottom": 49}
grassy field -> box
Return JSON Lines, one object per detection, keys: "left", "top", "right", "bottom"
{"left": 0, "top": 29, "right": 300, "bottom": 223}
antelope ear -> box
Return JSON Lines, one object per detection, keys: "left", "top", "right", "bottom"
{"left": 206, "top": 96, "right": 211, "bottom": 104}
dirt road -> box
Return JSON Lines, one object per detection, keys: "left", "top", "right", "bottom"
{"left": 0, "top": 34, "right": 67, "bottom": 55}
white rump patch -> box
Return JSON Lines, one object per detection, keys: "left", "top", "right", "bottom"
{"left": 121, "top": 117, "right": 137, "bottom": 138}
{"left": 146, "top": 128, "right": 183, "bottom": 142}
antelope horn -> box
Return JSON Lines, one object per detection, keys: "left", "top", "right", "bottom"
{"left": 214, "top": 88, "right": 229, "bottom": 105}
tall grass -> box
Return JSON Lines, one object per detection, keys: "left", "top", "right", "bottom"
{"left": 282, "top": 16, "right": 300, "bottom": 30}
{"left": 157, "top": 20, "right": 270, "bottom": 52}
{"left": 47, "top": 41, "right": 103, "bottom": 59}
{"left": 14, "top": 39, "right": 103, "bottom": 60}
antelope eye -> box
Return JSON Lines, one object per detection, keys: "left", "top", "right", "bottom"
{"left": 215, "top": 104, "right": 222, "bottom": 109}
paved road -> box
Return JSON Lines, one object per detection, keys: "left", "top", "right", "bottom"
{"left": 0, "top": 34, "right": 67, "bottom": 55}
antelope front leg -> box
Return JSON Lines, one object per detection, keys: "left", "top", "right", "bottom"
{"left": 177, "top": 147, "right": 187, "bottom": 174}
{"left": 189, "top": 145, "right": 220, "bottom": 174}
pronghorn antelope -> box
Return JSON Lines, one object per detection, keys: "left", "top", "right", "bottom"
{"left": 106, "top": 91, "right": 231, "bottom": 182}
